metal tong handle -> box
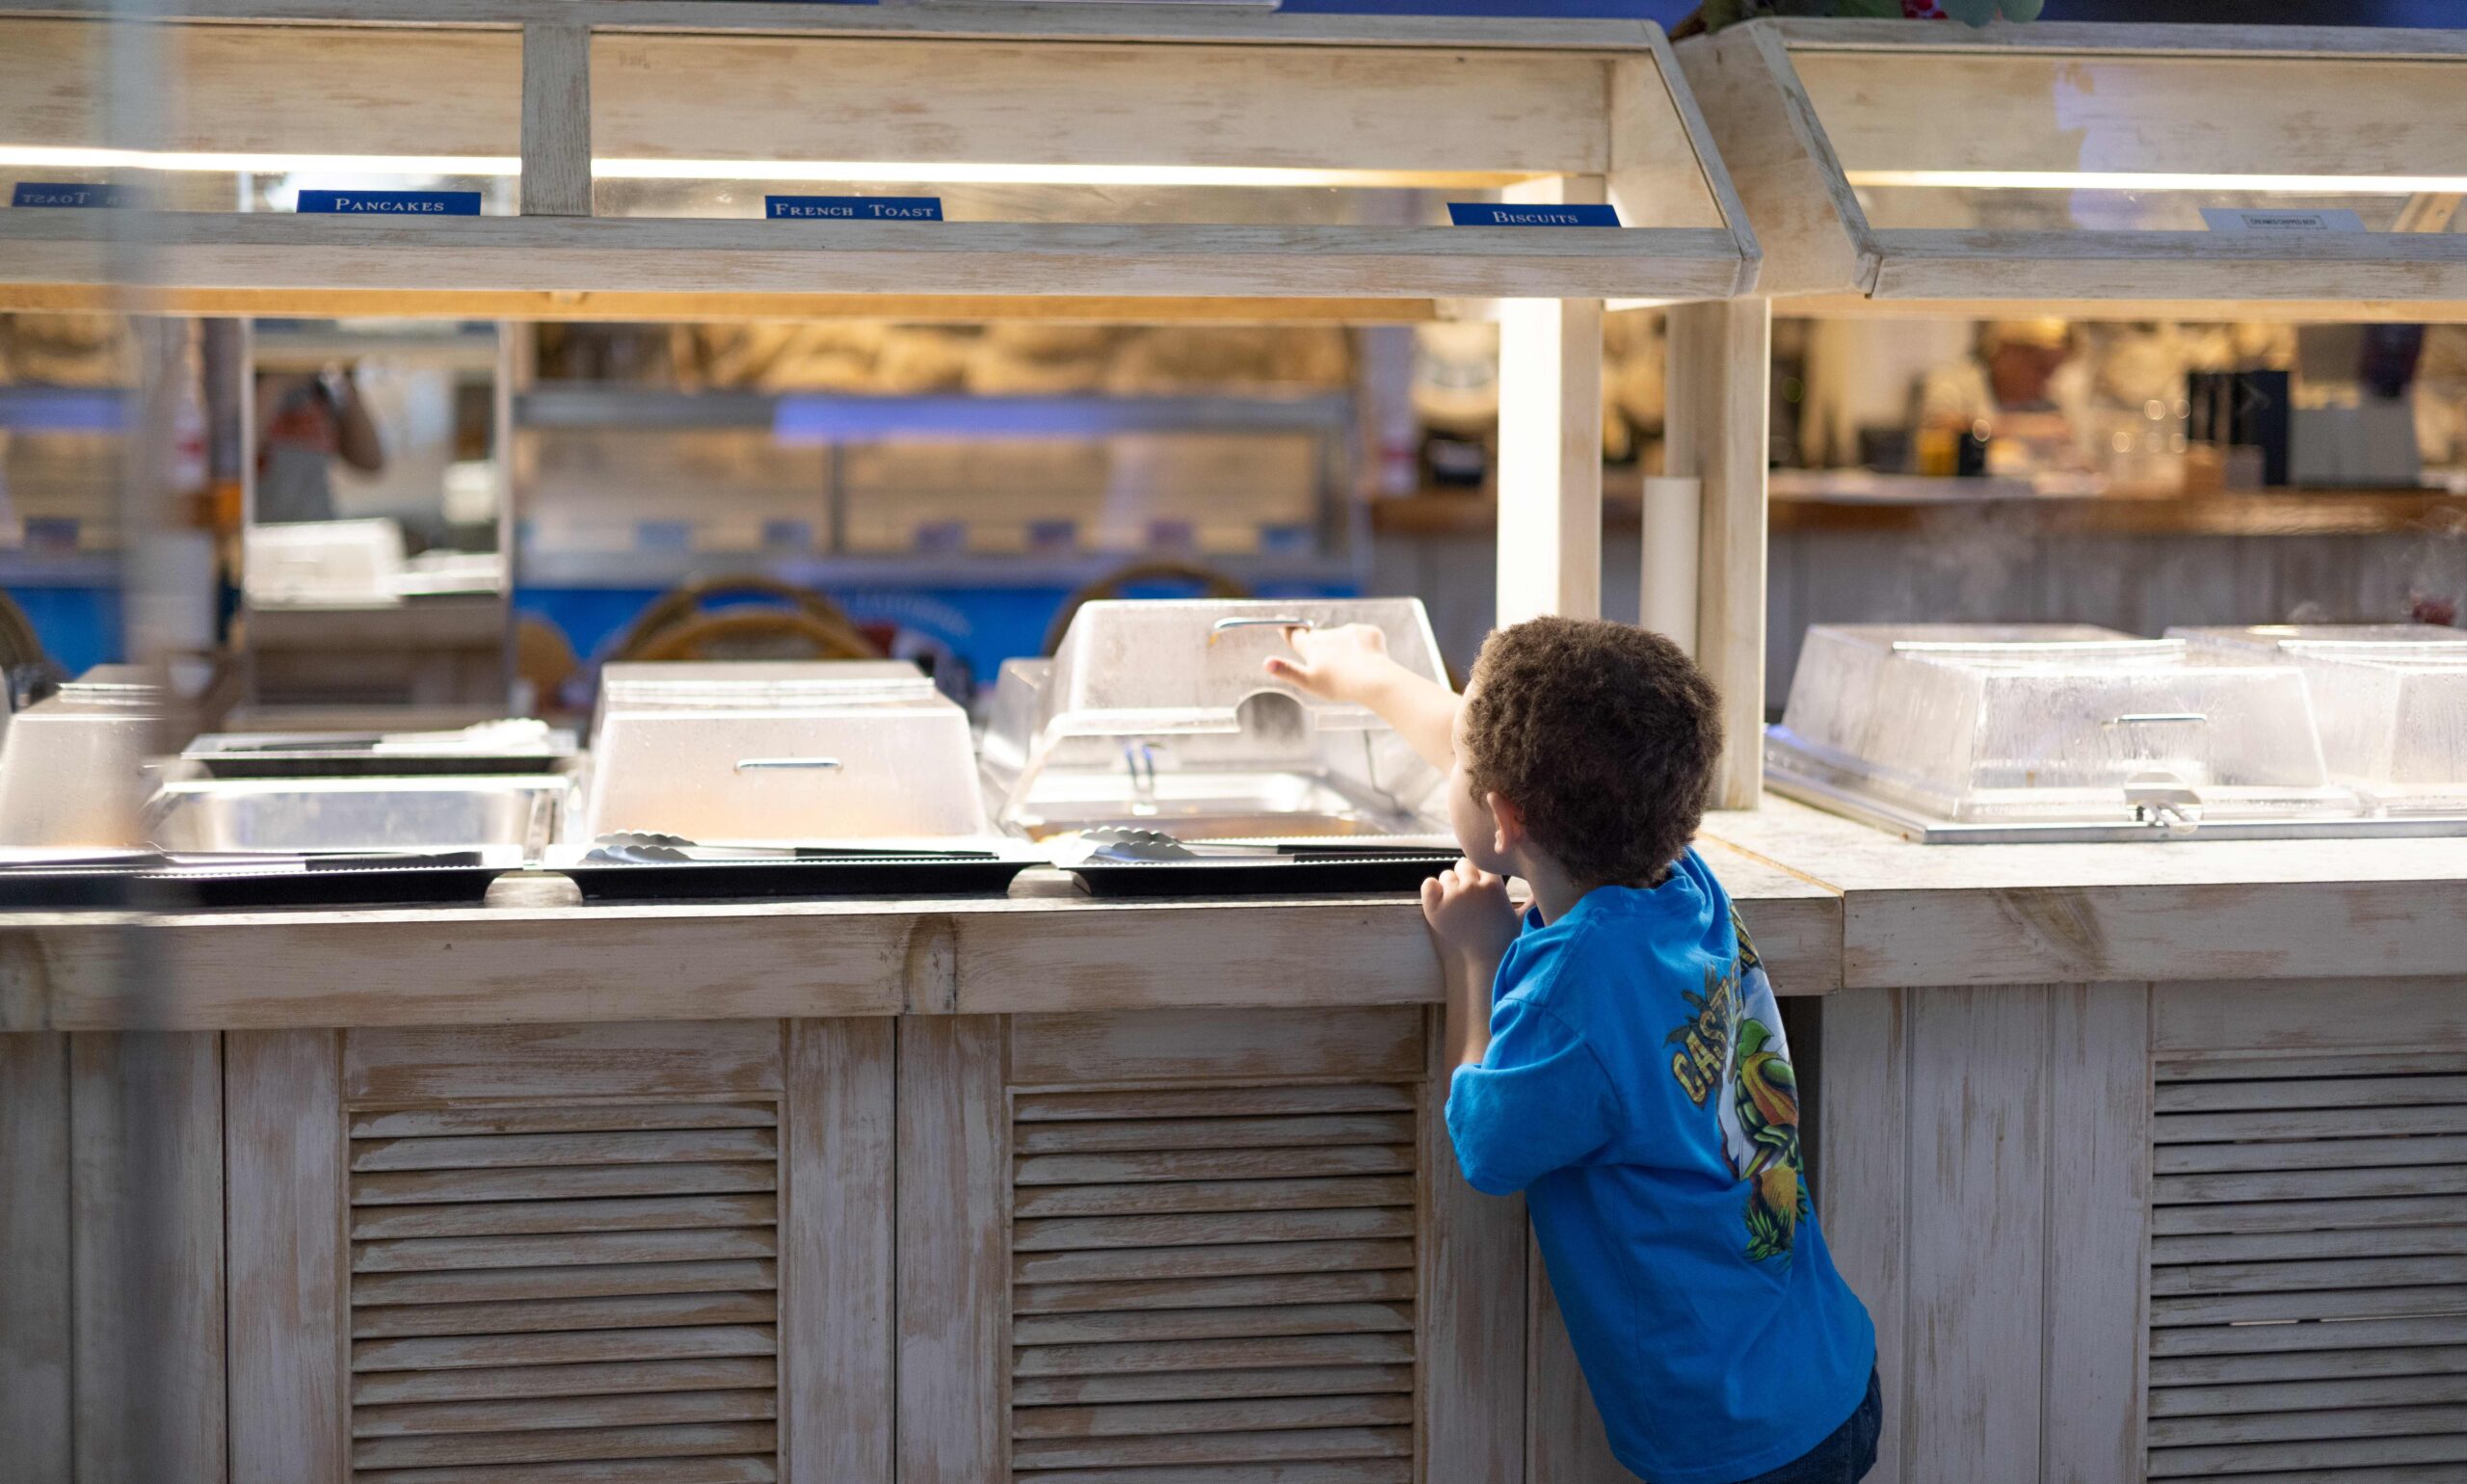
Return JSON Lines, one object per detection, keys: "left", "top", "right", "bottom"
{"left": 734, "top": 757, "right": 844, "bottom": 772}
{"left": 2105, "top": 713, "right": 2208, "bottom": 727}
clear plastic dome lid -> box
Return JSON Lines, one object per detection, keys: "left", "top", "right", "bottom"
{"left": 597, "top": 660, "right": 936, "bottom": 712}
{"left": 2172, "top": 625, "right": 2467, "bottom": 812}
{"left": 585, "top": 663, "right": 986, "bottom": 844}
{"left": 1768, "top": 624, "right": 2358, "bottom": 827}
{"left": 984, "top": 598, "right": 1451, "bottom": 841}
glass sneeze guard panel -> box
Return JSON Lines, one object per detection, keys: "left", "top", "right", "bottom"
{"left": 1791, "top": 47, "right": 2467, "bottom": 235}
{"left": 1766, "top": 624, "right": 2370, "bottom": 841}
{"left": 986, "top": 597, "right": 1450, "bottom": 841}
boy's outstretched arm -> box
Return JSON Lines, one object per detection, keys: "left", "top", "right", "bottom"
{"left": 1264, "top": 624, "right": 1458, "bottom": 771}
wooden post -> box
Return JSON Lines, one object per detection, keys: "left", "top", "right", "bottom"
{"left": 0, "top": 1033, "right": 72, "bottom": 1484}
{"left": 69, "top": 1031, "right": 228, "bottom": 1484}
{"left": 225, "top": 1030, "right": 349, "bottom": 1482}
{"left": 897, "top": 1016, "right": 1010, "bottom": 1484}
{"left": 1496, "top": 177, "right": 1605, "bottom": 629}
{"left": 1664, "top": 298, "right": 1770, "bottom": 809}
{"left": 783, "top": 1018, "right": 897, "bottom": 1484}
{"left": 1421, "top": 1009, "right": 1528, "bottom": 1484}
{"left": 1526, "top": 1236, "right": 1632, "bottom": 1483}
{"left": 1817, "top": 992, "right": 1907, "bottom": 1483}
{"left": 521, "top": 21, "right": 594, "bottom": 218}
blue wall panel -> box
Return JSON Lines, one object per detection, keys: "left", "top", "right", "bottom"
{"left": 8, "top": 587, "right": 122, "bottom": 675}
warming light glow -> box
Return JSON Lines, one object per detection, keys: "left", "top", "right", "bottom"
{"left": 0, "top": 146, "right": 1521, "bottom": 190}
{"left": 1846, "top": 168, "right": 2467, "bottom": 195}
{"left": 0, "top": 146, "right": 521, "bottom": 175}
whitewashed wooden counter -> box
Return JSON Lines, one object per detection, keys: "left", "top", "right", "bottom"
{"left": 0, "top": 839, "right": 1833, "bottom": 1484}
{"left": 11, "top": 811, "right": 2461, "bottom": 1484}
{"left": 1698, "top": 799, "right": 2467, "bottom": 1484}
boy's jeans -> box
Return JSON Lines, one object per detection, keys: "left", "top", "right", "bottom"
{"left": 1731, "top": 1369, "right": 1883, "bottom": 1484}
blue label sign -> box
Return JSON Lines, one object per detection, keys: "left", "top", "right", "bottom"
{"left": 12, "top": 182, "right": 128, "bottom": 209}
{"left": 297, "top": 190, "right": 481, "bottom": 216}
{"left": 1448, "top": 201, "right": 1622, "bottom": 227}
{"left": 22, "top": 517, "right": 82, "bottom": 552}
{"left": 634, "top": 519, "right": 693, "bottom": 553}
{"left": 767, "top": 195, "right": 942, "bottom": 222}
{"left": 913, "top": 520, "right": 968, "bottom": 555}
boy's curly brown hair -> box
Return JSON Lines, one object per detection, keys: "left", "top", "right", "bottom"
{"left": 1462, "top": 616, "right": 1723, "bottom": 888}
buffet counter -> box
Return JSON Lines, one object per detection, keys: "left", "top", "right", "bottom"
{"left": 8, "top": 802, "right": 2462, "bottom": 1483}
{"left": 0, "top": 830, "right": 1827, "bottom": 1484}
{"left": 1703, "top": 798, "right": 2467, "bottom": 1484}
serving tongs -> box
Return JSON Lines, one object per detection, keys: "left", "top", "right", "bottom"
{"left": 1075, "top": 826, "right": 1451, "bottom": 864}
{"left": 582, "top": 831, "right": 997, "bottom": 864}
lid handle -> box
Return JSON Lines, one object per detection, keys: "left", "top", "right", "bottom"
{"left": 1208, "top": 616, "right": 1313, "bottom": 645}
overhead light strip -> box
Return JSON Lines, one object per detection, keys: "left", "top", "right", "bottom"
{"left": 0, "top": 146, "right": 1520, "bottom": 190}
{"left": 0, "top": 146, "right": 523, "bottom": 175}
{"left": 1846, "top": 168, "right": 2467, "bottom": 195}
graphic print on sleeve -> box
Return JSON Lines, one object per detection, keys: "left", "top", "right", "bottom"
{"left": 1664, "top": 911, "right": 1809, "bottom": 1264}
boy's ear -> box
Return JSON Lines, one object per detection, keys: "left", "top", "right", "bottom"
{"left": 1484, "top": 791, "right": 1526, "bottom": 856}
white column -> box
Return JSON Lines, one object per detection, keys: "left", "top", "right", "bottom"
{"left": 1664, "top": 298, "right": 1771, "bottom": 809}
{"left": 1494, "top": 177, "right": 1605, "bottom": 630}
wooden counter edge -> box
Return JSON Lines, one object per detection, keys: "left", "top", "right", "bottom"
{"left": 0, "top": 883, "right": 1844, "bottom": 1032}
{"left": 1701, "top": 801, "right": 2467, "bottom": 991}
{"left": 1833, "top": 878, "right": 2467, "bottom": 991}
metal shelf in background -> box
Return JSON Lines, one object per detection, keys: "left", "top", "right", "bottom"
{"left": 513, "top": 548, "right": 1363, "bottom": 592}
{"left": 512, "top": 387, "right": 1356, "bottom": 439}
{"left": 509, "top": 386, "right": 1369, "bottom": 589}
{"left": 251, "top": 323, "right": 503, "bottom": 375}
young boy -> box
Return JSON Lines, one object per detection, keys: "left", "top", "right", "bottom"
{"left": 1268, "top": 615, "right": 1880, "bottom": 1484}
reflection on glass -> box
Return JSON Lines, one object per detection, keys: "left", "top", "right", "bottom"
{"left": 242, "top": 320, "right": 509, "bottom": 717}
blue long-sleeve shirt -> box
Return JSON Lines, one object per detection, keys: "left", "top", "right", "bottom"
{"left": 1446, "top": 848, "right": 1875, "bottom": 1484}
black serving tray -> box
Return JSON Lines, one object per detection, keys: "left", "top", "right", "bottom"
{"left": 0, "top": 854, "right": 504, "bottom": 911}
{"left": 1069, "top": 850, "right": 1459, "bottom": 898}
{"left": 557, "top": 854, "right": 1034, "bottom": 902}
{"left": 189, "top": 749, "right": 572, "bottom": 780}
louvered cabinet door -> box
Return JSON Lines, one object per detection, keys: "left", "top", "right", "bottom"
{"left": 2146, "top": 1048, "right": 2467, "bottom": 1482}
{"left": 960, "top": 1007, "right": 1523, "bottom": 1484}
{"left": 226, "top": 1020, "right": 896, "bottom": 1484}
{"left": 345, "top": 1101, "right": 785, "bottom": 1478}
{"left": 1010, "top": 1082, "right": 1424, "bottom": 1481}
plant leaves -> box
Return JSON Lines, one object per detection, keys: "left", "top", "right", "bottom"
{"left": 1941, "top": 0, "right": 2000, "bottom": 24}
{"left": 1999, "top": 0, "right": 2047, "bottom": 17}
{"left": 1834, "top": 0, "right": 1904, "bottom": 15}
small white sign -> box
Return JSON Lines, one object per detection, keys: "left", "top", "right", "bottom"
{"left": 2200, "top": 207, "right": 2367, "bottom": 234}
